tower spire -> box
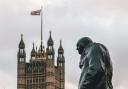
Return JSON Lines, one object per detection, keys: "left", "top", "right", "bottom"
{"left": 19, "top": 34, "right": 25, "bottom": 49}
{"left": 58, "top": 40, "right": 64, "bottom": 54}
{"left": 60, "top": 40, "right": 62, "bottom": 48}
{"left": 21, "top": 34, "right": 23, "bottom": 40}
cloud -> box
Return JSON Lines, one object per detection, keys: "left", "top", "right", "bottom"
{"left": 65, "top": 80, "right": 78, "bottom": 89}
{"left": 114, "top": 82, "right": 128, "bottom": 89}
{"left": 0, "top": 71, "right": 16, "bottom": 89}
{"left": 0, "top": 0, "right": 128, "bottom": 89}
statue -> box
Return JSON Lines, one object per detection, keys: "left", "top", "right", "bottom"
{"left": 76, "top": 37, "right": 113, "bottom": 89}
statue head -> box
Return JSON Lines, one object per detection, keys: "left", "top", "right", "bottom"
{"left": 76, "top": 37, "right": 93, "bottom": 54}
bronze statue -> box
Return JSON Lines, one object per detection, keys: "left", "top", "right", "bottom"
{"left": 76, "top": 37, "right": 113, "bottom": 89}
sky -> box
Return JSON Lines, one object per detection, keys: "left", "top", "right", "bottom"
{"left": 0, "top": 0, "right": 128, "bottom": 89}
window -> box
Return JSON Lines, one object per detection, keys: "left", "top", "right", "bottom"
{"left": 20, "top": 58, "right": 24, "bottom": 62}
{"left": 48, "top": 55, "right": 53, "bottom": 59}
{"left": 32, "top": 57, "right": 35, "bottom": 60}
{"left": 20, "top": 49, "right": 24, "bottom": 53}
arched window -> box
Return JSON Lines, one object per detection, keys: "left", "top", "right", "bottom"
{"left": 20, "top": 58, "right": 24, "bottom": 62}
{"left": 20, "top": 49, "right": 24, "bottom": 53}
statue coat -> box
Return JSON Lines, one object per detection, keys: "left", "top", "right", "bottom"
{"left": 78, "top": 43, "right": 113, "bottom": 89}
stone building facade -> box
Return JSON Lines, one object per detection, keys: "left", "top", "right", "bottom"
{"left": 17, "top": 32, "right": 65, "bottom": 89}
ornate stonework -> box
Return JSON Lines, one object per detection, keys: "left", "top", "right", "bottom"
{"left": 17, "top": 32, "right": 65, "bottom": 89}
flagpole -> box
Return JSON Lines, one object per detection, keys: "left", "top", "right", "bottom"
{"left": 30, "top": 6, "right": 43, "bottom": 51}
{"left": 41, "top": 5, "right": 43, "bottom": 51}
{"left": 41, "top": 6, "right": 43, "bottom": 43}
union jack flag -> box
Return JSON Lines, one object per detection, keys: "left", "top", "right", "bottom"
{"left": 31, "top": 10, "right": 41, "bottom": 15}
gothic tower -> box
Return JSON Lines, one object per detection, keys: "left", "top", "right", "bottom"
{"left": 17, "top": 34, "right": 26, "bottom": 89}
{"left": 57, "top": 40, "right": 65, "bottom": 89}
{"left": 46, "top": 31, "right": 55, "bottom": 89}
{"left": 17, "top": 32, "right": 65, "bottom": 89}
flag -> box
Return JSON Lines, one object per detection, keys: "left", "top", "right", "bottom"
{"left": 31, "top": 10, "right": 41, "bottom": 15}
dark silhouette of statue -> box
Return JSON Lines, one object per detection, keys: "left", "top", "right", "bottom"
{"left": 76, "top": 37, "right": 113, "bottom": 89}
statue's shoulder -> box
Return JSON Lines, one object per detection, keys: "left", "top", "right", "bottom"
{"left": 93, "top": 43, "right": 109, "bottom": 56}
{"left": 81, "top": 43, "right": 106, "bottom": 57}
{"left": 88, "top": 43, "right": 100, "bottom": 51}
{"left": 87, "top": 43, "right": 107, "bottom": 54}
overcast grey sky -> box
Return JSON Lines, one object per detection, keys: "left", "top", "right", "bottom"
{"left": 0, "top": 0, "right": 128, "bottom": 89}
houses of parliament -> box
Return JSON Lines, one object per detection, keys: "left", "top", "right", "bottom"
{"left": 17, "top": 31, "right": 65, "bottom": 89}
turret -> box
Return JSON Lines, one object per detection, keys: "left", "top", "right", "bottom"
{"left": 57, "top": 40, "right": 65, "bottom": 67}
{"left": 57, "top": 40, "right": 65, "bottom": 89}
{"left": 17, "top": 34, "right": 26, "bottom": 89}
{"left": 30, "top": 43, "right": 36, "bottom": 60}
{"left": 46, "top": 31, "right": 55, "bottom": 89}
{"left": 46, "top": 31, "right": 55, "bottom": 60}
{"left": 17, "top": 34, "right": 26, "bottom": 62}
